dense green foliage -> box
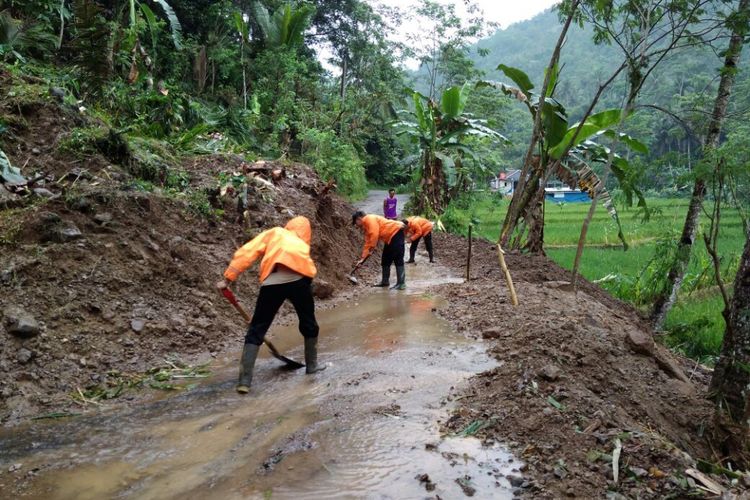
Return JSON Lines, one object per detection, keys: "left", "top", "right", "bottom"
{"left": 2, "top": 0, "right": 410, "bottom": 198}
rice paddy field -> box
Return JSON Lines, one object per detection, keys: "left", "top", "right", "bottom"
{"left": 441, "top": 193, "right": 748, "bottom": 362}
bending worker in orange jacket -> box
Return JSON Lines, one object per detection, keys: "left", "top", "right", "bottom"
{"left": 216, "top": 216, "right": 326, "bottom": 394}
{"left": 352, "top": 210, "right": 407, "bottom": 289}
{"left": 404, "top": 216, "right": 434, "bottom": 264}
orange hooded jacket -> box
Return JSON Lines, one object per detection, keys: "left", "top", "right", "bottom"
{"left": 360, "top": 214, "right": 404, "bottom": 259}
{"left": 405, "top": 216, "right": 434, "bottom": 242}
{"left": 223, "top": 216, "right": 317, "bottom": 283}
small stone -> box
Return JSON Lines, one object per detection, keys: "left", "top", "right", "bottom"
{"left": 50, "top": 87, "right": 65, "bottom": 101}
{"left": 130, "top": 319, "right": 145, "bottom": 333}
{"left": 481, "top": 328, "right": 503, "bottom": 339}
{"left": 625, "top": 328, "right": 654, "bottom": 356}
{"left": 60, "top": 225, "right": 83, "bottom": 241}
{"left": 94, "top": 212, "right": 113, "bottom": 225}
{"left": 312, "top": 280, "right": 335, "bottom": 300}
{"left": 168, "top": 236, "right": 192, "bottom": 261}
{"left": 630, "top": 467, "right": 648, "bottom": 478}
{"left": 6, "top": 310, "right": 41, "bottom": 338}
{"left": 16, "top": 348, "right": 32, "bottom": 364}
{"left": 8, "top": 463, "right": 22, "bottom": 472}
{"left": 539, "top": 364, "right": 561, "bottom": 381}
{"left": 31, "top": 147, "right": 41, "bottom": 154}
{"left": 32, "top": 187, "right": 57, "bottom": 199}
{"left": 507, "top": 475, "right": 524, "bottom": 487}
{"left": 553, "top": 466, "right": 567, "bottom": 479}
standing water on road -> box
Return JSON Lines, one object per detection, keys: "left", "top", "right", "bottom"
{"left": 1, "top": 264, "right": 518, "bottom": 499}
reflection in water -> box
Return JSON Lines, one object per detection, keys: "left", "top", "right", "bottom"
{"left": 0, "top": 264, "right": 518, "bottom": 499}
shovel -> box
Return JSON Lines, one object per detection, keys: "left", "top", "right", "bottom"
{"left": 220, "top": 288, "right": 305, "bottom": 369}
{"left": 347, "top": 256, "right": 369, "bottom": 284}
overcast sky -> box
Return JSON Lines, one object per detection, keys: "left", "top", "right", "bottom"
{"left": 369, "top": 0, "right": 559, "bottom": 29}
{"left": 362, "top": 0, "right": 559, "bottom": 69}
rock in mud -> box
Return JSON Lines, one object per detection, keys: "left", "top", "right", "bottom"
{"left": 32, "top": 188, "right": 58, "bottom": 199}
{"left": 625, "top": 328, "right": 654, "bottom": 356}
{"left": 130, "top": 319, "right": 145, "bottom": 333}
{"left": 455, "top": 475, "right": 476, "bottom": 496}
{"left": 5, "top": 309, "right": 41, "bottom": 338}
{"left": 539, "top": 364, "right": 561, "bottom": 381}
{"left": 168, "top": 237, "right": 192, "bottom": 261}
{"left": 94, "top": 212, "right": 113, "bottom": 225}
{"left": 313, "top": 280, "right": 335, "bottom": 299}
{"left": 416, "top": 473, "right": 436, "bottom": 491}
{"left": 16, "top": 348, "right": 33, "bottom": 364}
{"left": 0, "top": 185, "right": 21, "bottom": 208}
{"left": 481, "top": 328, "right": 503, "bottom": 339}
{"left": 507, "top": 475, "right": 525, "bottom": 487}
{"left": 56, "top": 224, "right": 83, "bottom": 242}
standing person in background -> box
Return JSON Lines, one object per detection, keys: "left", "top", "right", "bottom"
{"left": 404, "top": 216, "right": 434, "bottom": 264}
{"left": 352, "top": 211, "right": 407, "bottom": 289}
{"left": 216, "top": 216, "right": 326, "bottom": 394}
{"left": 383, "top": 189, "right": 398, "bottom": 220}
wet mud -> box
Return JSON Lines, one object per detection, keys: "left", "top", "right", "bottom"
{"left": 1, "top": 263, "right": 519, "bottom": 499}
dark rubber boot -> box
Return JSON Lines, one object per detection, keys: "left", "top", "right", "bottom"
{"left": 394, "top": 265, "right": 406, "bottom": 290}
{"left": 236, "top": 343, "right": 260, "bottom": 394}
{"left": 304, "top": 337, "right": 326, "bottom": 374}
{"left": 374, "top": 265, "right": 390, "bottom": 287}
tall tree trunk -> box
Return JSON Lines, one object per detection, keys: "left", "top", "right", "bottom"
{"left": 709, "top": 231, "right": 750, "bottom": 465}
{"left": 499, "top": 0, "right": 580, "bottom": 248}
{"left": 652, "top": 0, "right": 749, "bottom": 328}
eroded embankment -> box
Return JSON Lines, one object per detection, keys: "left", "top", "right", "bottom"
{"left": 429, "top": 232, "right": 743, "bottom": 499}
{"left": 0, "top": 75, "right": 384, "bottom": 425}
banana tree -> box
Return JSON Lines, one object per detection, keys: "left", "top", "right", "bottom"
{"left": 478, "top": 64, "right": 648, "bottom": 252}
{"left": 125, "top": 0, "right": 182, "bottom": 87}
{"left": 394, "top": 84, "right": 507, "bottom": 216}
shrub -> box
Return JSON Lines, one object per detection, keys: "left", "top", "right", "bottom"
{"left": 300, "top": 128, "right": 367, "bottom": 199}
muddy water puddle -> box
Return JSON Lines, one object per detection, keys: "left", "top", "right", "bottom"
{"left": 1, "top": 264, "right": 518, "bottom": 499}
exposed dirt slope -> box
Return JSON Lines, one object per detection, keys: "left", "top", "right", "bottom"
{"left": 0, "top": 76, "right": 378, "bottom": 426}
{"left": 429, "top": 232, "right": 741, "bottom": 499}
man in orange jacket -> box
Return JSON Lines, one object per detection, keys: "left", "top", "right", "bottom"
{"left": 404, "top": 216, "right": 434, "bottom": 264}
{"left": 216, "top": 216, "right": 325, "bottom": 394}
{"left": 352, "top": 210, "right": 406, "bottom": 289}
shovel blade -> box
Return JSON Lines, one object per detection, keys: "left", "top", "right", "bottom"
{"left": 264, "top": 340, "right": 305, "bottom": 369}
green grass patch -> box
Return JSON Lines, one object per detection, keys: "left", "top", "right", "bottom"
{"left": 442, "top": 192, "right": 746, "bottom": 361}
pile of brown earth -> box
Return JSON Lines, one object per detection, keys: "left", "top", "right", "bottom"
{"left": 0, "top": 71, "right": 378, "bottom": 426}
{"left": 430, "top": 232, "right": 745, "bottom": 499}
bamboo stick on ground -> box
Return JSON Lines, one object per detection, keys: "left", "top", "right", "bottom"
{"left": 497, "top": 245, "right": 519, "bottom": 306}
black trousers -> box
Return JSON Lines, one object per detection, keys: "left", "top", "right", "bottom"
{"left": 382, "top": 228, "right": 405, "bottom": 268}
{"left": 409, "top": 232, "right": 433, "bottom": 261}
{"left": 244, "top": 277, "right": 319, "bottom": 345}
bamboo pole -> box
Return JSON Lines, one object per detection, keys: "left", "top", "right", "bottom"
{"left": 497, "top": 245, "right": 519, "bottom": 306}
{"left": 466, "top": 224, "right": 472, "bottom": 281}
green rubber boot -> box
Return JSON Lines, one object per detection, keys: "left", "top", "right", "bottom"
{"left": 394, "top": 265, "right": 406, "bottom": 290}
{"left": 304, "top": 337, "right": 327, "bottom": 374}
{"left": 374, "top": 265, "right": 390, "bottom": 287}
{"left": 236, "top": 343, "right": 260, "bottom": 394}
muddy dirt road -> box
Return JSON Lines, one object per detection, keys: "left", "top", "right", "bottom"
{"left": 0, "top": 261, "right": 518, "bottom": 499}
{"left": 355, "top": 190, "right": 410, "bottom": 218}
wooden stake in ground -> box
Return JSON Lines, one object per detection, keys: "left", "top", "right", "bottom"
{"left": 496, "top": 245, "right": 519, "bottom": 306}
{"left": 466, "top": 224, "right": 472, "bottom": 281}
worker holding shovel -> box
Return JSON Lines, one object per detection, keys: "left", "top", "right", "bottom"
{"left": 216, "top": 216, "right": 326, "bottom": 394}
{"left": 404, "top": 216, "right": 434, "bottom": 264}
{"left": 352, "top": 210, "right": 406, "bottom": 290}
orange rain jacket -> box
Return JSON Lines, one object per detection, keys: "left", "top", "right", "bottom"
{"left": 360, "top": 214, "right": 404, "bottom": 259}
{"left": 223, "top": 216, "right": 317, "bottom": 283}
{"left": 405, "top": 216, "right": 434, "bottom": 242}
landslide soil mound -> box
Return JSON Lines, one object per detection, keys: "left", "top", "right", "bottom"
{"left": 429, "top": 232, "right": 735, "bottom": 499}
{"left": 0, "top": 77, "right": 377, "bottom": 426}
